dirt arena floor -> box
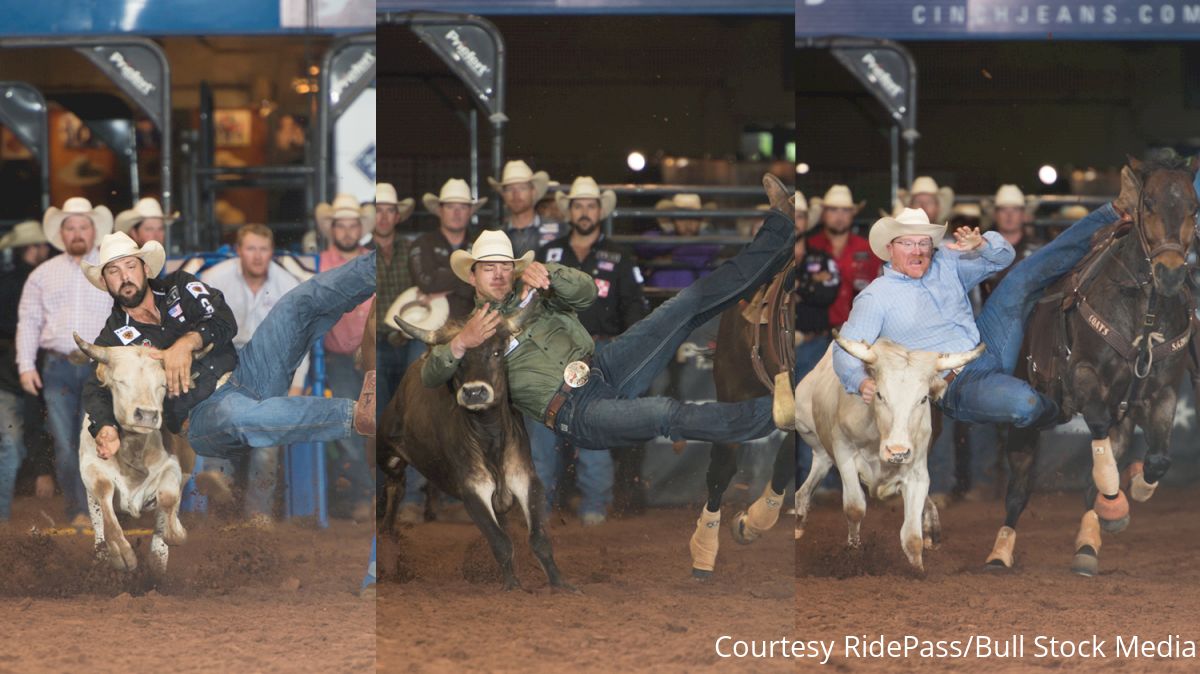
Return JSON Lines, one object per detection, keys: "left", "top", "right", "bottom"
{"left": 797, "top": 487, "right": 1200, "bottom": 671}
{"left": 377, "top": 507, "right": 793, "bottom": 673}
{"left": 0, "top": 496, "right": 374, "bottom": 673}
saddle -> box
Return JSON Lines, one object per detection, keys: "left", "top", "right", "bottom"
{"left": 739, "top": 258, "right": 797, "bottom": 390}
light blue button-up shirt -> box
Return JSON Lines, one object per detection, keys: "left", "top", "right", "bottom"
{"left": 833, "top": 231, "right": 1015, "bottom": 394}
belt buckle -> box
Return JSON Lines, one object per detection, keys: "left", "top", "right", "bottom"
{"left": 563, "top": 360, "right": 590, "bottom": 388}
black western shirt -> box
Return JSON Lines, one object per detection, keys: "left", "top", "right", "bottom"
{"left": 537, "top": 235, "right": 650, "bottom": 338}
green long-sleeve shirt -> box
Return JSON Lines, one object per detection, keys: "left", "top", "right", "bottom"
{"left": 421, "top": 262, "right": 598, "bottom": 420}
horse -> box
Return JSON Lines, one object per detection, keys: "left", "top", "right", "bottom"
{"left": 984, "top": 154, "right": 1200, "bottom": 577}
{"left": 687, "top": 173, "right": 797, "bottom": 580}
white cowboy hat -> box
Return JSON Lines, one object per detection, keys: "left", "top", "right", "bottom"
{"left": 654, "top": 193, "right": 715, "bottom": 231}
{"left": 0, "top": 220, "right": 47, "bottom": 249}
{"left": 555, "top": 176, "right": 617, "bottom": 222}
{"left": 951, "top": 203, "right": 982, "bottom": 219}
{"left": 376, "top": 183, "right": 415, "bottom": 223}
{"left": 385, "top": 286, "right": 450, "bottom": 333}
{"left": 795, "top": 190, "right": 808, "bottom": 213}
{"left": 43, "top": 197, "right": 113, "bottom": 252}
{"left": 994, "top": 184, "right": 1026, "bottom": 208}
{"left": 980, "top": 184, "right": 1039, "bottom": 228}
{"left": 910, "top": 176, "right": 939, "bottom": 195}
{"left": 487, "top": 160, "right": 551, "bottom": 203}
{"left": 868, "top": 207, "right": 947, "bottom": 262}
{"left": 114, "top": 197, "right": 179, "bottom": 234}
{"left": 81, "top": 231, "right": 165, "bottom": 291}
{"left": 316, "top": 193, "right": 374, "bottom": 239}
{"left": 450, "top": 229, "right": 534, "bottom": 284}
{"left": 422, "top": 178, "right": 487, "bottom": 215}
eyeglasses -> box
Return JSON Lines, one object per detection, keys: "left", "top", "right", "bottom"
{"left": 891, "top": 239, "right": 933, "bottom": 251}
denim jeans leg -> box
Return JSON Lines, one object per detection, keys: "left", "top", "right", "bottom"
{"left": 569, "top": 393, "right": 775, "bottom": 448}
{"left": 236, "top": 250, "right": 377, "bottom": 399}
{"left": 574, "top": 445, "right": 613, "bottom": 516}
{"left": 41, "top": 356, "right": 88, "bottom": 518}
{"left": 595, "top": 211, "right": 794, "bottom": 398}
{"left": 942, "top": 363, "right": 1052, "bottom": 427}
{"left": 187, "top": 384, "right": 355, "bottom": 459}
{"left": 0, "top": 389, "right": 24, "bottom": 521}
{"left": 525, "top": 414, "right": 560, "bottom": 512}
{"left": 245, "top": 446, "right": 279, "bottom": 517}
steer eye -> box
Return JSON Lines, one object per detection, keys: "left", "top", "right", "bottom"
{"left": 875, "top": 392, "right": 884, "bottom": 403}
{"left": 921, "top": 395, "right": 929, "bottom": 404}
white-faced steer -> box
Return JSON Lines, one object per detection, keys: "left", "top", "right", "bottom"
{"left": 793, "top": 335, "right": 983, "bottom": 571}
{"left": 74, "top": 332, "right": 198, "bottom": 574}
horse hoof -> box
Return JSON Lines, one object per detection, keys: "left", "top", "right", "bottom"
{"left": 1071, "top": 546, "right": 1098, "bottom": 577}
{"left": 692, "top": 568, "right": 713, "bottom": 581}
{"left": 1099, "top": 515, "right": 1129, "bottom": 534}
{"left": 1094, "top": 490, "right": 1129, "bottom": 530}
{"left": 1130, "top": 473, "right": 1158, "bottom": 503}
{"left": 730, "top": 512, "right": 758, "bottom": 546}
{"left": 984, "top": 558, "right": 1012, "bottom": 571}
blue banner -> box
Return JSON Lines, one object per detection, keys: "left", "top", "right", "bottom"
{"left": 797, "top": 0, "right": 1200, "bottom": 40}
{"left": 379, "top": 0, "right": 793, "bottom": 15}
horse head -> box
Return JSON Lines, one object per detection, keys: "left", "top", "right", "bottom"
{"left": 1121, "top": 154, "right": 1200, "bottom": 297}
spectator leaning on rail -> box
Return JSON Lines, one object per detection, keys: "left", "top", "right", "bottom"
{"left": 1, "top": 222, "right": 52, "bottom": 523}
{"left": 534, "top": 176, "right": 651, "bottom": 525}
{"left": 415, "top": 192, "right": 794, "bottom": 466}
{"left": 200, "top": 223, "right": 312, "bottom": 523}
{"left": 490, "top": 160, "right": 562, "bottom": 259}
{"left": 16, "top": 198, "right": 115, "bottom": 528}
{"left": 80, "top": 231, "right": 376, "bottom": 466}
{"left": 114, "top": 197, "right": 175, "bottom": 249}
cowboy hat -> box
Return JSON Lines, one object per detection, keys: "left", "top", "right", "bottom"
{"left": 0, "top": 221, "right": 47, "bottom": 249}
{"left": 809, "top": 184, "right": 865, "bottom": 226}
{"left": 555, "top": 176, "right": 617, "bottom": 222}
{"left": 450, "top": 229, "right": 534, "bottom": 284}
{"left": 43, "top": 197, "right": 113, "bottom": 252}
{"left": 910, "top": 176, "right": 939, "bottom": 195}
{"left": 316, "top": 193, "right": 374, "bottom": 239}
{"left": 114, "top": 197, "right": 178, "bottom": 234}
{"left": 422, "top": 178, "right": 487, "bottom": 216}
{"left": 868, "top": 207, "right": 947, "bottom": 262}
{"left": 81, "top": 231, "right": 165, "bottom": 291}
{"left": 994, "top": 184, "right": 1026, "bottom": 208}
{"left": 385, "top": 286, "right": 450, "bottom": 333}
{"left": 487, "top": 160, "right": 551, "bottom": 203}
{"left": 891, "top": 179, "right": 955, "bottom": 222}
{"left": 795, "top": 190, "right": 808, "bottom": 213}
{"left": 376, "top": 183, "right": 415, "bottom": 223}
{"left": 654, "top": 193, "right": 715, "bottom": 232}
{"left": 980, "top": 184, "right": 1040, "bottom": 229}
{"left": 950, "top": 203, "right": 982, "bottom": 220}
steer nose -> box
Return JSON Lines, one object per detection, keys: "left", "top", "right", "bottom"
{"left": 133, "top": 407, "right": 160, "bottom": 428}
{"left": 881, "top": 445, "right": 912, "bottom": 464}
{"left": 459, "top": 383, "right": 493, "bottom": 406}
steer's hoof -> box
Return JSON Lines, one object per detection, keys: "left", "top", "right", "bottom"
{"left": 109, "top": 546, "right": 137, "bottom": 572}
{"left": 1095, "top": 491, "right": 1130, "bottom": 533}
{"left": 691, "top": 568, "right": 713, "bottom": 581}
{"left": 1071, "top": 546, "right": 1099, "bottom": 577}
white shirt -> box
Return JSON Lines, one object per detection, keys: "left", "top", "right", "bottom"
{"left": 16, "top": 249, "right": 112, "bottom": 373}
{"left": 201, "top": 258, "right": 310, "bottom": 390}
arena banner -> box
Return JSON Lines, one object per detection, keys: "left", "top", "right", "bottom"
{"left": 378, "top": 0, "right": 793, "bottom": 14}
{"left": 0, "top": 82, "right": 48, "bottom": 166}
{"left": 335, "top": 87, "right": 376, "bottom": 203}
{"left": 409, "top": 22, "right": 503, "bottom": 118}
{"left": 75, "top": 44, "right": 167, "bottom": 130}
{"left": 328, "top": 43, "right": 377, "bottom": 118}
{"left": 797, "top": 0, "right": 1200, "bottom": 39}
{"left": 829, "top": 42, "right": 915, "bottom": 131}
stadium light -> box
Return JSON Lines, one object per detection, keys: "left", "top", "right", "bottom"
{"left": 1038, "top": 164, "right": 1058, "bottom": 185}
{"left": 627, "top": 151, "right": 646, "bottom": 172}
{"left": 796, "top": 162, "right": 810, "bottom": 175}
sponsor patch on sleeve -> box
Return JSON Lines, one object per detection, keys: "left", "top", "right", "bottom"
{"left": 114, "top": 326, "right": 142, "bottom": 345}
{"left": 186, "top": 281, "right": 210, "bottom": 298}
{"left": 595, "top": 278, "right": 611, "bottom": 298}
{"left": 167, "top": 286, "right": 180, "bottom": 304}
{"left": 199, "top": 298, "right": 215, "bottom": 316}
{"left": 545, "top": 247, "right": 563, "bottom": 263}
{"left": 597, "top": 260, "right": 614, "bottom": 272}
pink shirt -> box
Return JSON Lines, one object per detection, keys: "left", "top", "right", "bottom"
{"left": 319, "top": 248, "right": 374, "bottom": 355}
{"left": 16, "top": 249, "right": 112, "bottom": 373}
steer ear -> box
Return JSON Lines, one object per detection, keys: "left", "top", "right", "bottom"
{"left": 833, "top": 331, "right": 876, "bottom": 365}
{"left": 935, "top": 343, "right": 985, "bottom": 372}
{"left": 73, "top": 332, "right": 110, "bottom": 364}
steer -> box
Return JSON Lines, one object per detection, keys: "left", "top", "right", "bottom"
{"left": 74, "top": 332, "right": 198, "bottom": 574}
{"left": 379, "top": 299, "right": 574, "bottom": 592}
{"left": 793, "top": 334, "right": 983, "bottom": 571}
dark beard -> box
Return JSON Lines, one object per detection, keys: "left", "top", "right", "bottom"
{"left": 334, "top": 238, "right": 359, "bottom": 253}
{"left": 113, "top": 281, "right": 148, "bottom": 309}
{"left": 572, "top": 218, "right": 598, "bottom": 236}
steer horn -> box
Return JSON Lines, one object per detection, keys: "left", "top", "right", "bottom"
{"left": 833, "top": 331, "right": 876, "bottom": 365}
{"left": 394, "top": 316, "right": 445, "bottom": 345}
{"left": 73, "top": 332, "right": 110, "bottom": 364}
{"left": 934, "top": 343, "right": 986, "bottom": 372}
{"left": 505, "top": 291, "right": 541, "bottom": 335}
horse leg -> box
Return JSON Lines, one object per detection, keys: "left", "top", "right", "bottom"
{"left": 1129, "top": 385, "right": 1177, "bottom": 502}
{"left": 985, "top": 425, "right": 1039, "bottom": 570}
{"left": 795, "top": 443, "right": 834, "bottom": 542}
{"left": 1071, "top": 509, "right": 1103, "bottom": 577}
{"left": 689, "top": 443, "right": 736, "bottom": 579}
{"left": 1076, "top": 364, "right": 1129, "bottom": 532}
{"left": 731, "top": 431, "right": 794, "bottom": 545}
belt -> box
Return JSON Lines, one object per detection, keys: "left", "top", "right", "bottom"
{"left": 944, "top": 367, "right": 962, "bottom": 386}
{"left": 542, "top": 356, "right": 592, "bottom": 430}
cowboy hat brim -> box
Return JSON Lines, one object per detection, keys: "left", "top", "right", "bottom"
{"left": 423, "top": 193, "right": 488, "bottom": 216}
{"left": 868, "top": 217, "right": 947, "bottom": 262}
{"left": 44, "top": 205, "right": 114, "bottom": 252}
{"left": 81, "top": 240, "right": 166, "bottom": 292}
{"left": 450, "top": 248, "right": 535, "bottom": 285}
{"left": 385, "top": 286, "right": 450, "bottom": 333}
{"left": 114, "top": 209, "right": 180, "bottom": 234}
{"left": 488, "top": 170, "right": 551, "bottom": 204}
{"left": 397, "top": 198, "right": 415, "bottom": 223}
{"left": 555, "top": 190, "right": 617, "bottom": 223}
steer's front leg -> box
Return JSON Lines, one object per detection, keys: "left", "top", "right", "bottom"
{"left": 900, "top": 470, "right": 931, "bottom": 572}
{"left": 94, "top": 477, "right": 137, "bottom": 571}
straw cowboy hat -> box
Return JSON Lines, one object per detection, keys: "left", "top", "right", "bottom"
{"left": 385, "top": 286, "right": 450, "bottom": 334}
{"left": 980, "top": 184, "right": 1040, "bottom": 229}
{"left": 0, "top": 221, "right": 47, "bottom": 249}
{"left": 868, "top": 207, "right": 947, "bottom": 262}
{"left": 376, "top": 182, "right": 414, "bottom": 223}
{"left": 44, "top": 197, "right": 113, "bottom": 251}
{"left": 487, "top": 160, "right": 551, "bottom": 203}
{"left": 450, "top": 229, "right": 534, "bottom": 284}
{"left": 795, "top": 190, "right": 808, "bottom": 213}
{"left": 556, "top": 176, "right": 617, "bottom": 222}
{"left": 808, "top": 184, "right": 865, "bottom": 227}
{"left": 81, "top": 231, "right": 165, "bottom": 291}
{"left": 423, "top": 178, "right": 487, "bottom": 216}
{"left": 114, "top": 197, "right": 179, "bottom": 234}
{"left": 316, "top": 193, "right": 374, "bottom": 239}
{"left": 951, "top": 203, "right": 982, "bottom": 220}
{"left": 890, "top": 176, "right": 955, "bottom": 221}
{"left": 654, "top": 192, "right": 715, "bottom": 232}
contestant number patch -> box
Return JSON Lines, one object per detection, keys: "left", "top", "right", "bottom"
{"left": 186, "top": 281, "right": 209, "bottom": 298}
{"left": 115, "top": 326, "right": 142, "bottom": 345}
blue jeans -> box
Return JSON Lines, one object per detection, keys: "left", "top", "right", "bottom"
{"left": 325, "top": 352, "right": 372, "bottom": 510}
{"left": 41, "top": 353, "right": 90, "bottom": 519}
{"left": 942, "top": 204, "right": 1118, "bottom": 426}
{"left": 556, "top": 211, "right": 794, "bottom": 449}
{"left": 793, "top": 335, "right": 830, "bottom": 485}
{"left": 188, "top": 251, "right": 376, "bottom": 457}
{"left": 0, "top": 389, "right": 25, "bottom": 521}
{"left": 526, "top": 414, "right": 613, "bottom": 516}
